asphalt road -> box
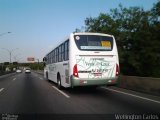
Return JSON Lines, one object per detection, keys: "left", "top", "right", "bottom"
{"left": 0, "top": 72, "right": 160, "bottom": 120}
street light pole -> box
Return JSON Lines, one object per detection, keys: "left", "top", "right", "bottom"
{"left": 2, "top": 48, "right": 19, "bottom": 63}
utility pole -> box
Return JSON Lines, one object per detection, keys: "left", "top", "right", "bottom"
{"left": 2, "top": 48, "right": 19, "bottom": 63}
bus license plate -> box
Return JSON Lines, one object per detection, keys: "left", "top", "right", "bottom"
{"left": 93, "top": 73, "right": 102, "bottom": 76}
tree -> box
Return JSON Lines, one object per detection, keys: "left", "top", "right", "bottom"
{"left": 29, "top": 62, "right": 44, "bottom": 70}
{"left": 81, "top": 1, "right": 160, "bottom": 77}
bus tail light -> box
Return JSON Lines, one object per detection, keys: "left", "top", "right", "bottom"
{"left": 116, "top": 64, "right": 119, "bottom": 76}
{"left": 73, "top": 64, "right": 79, "bottom": 77}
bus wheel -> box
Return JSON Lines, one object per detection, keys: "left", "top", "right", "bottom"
{"left": 57, "top": 74, "right": 62, "bottom": 89}
{"left": 46, "top": 72, "right": 49, "bottom": 80}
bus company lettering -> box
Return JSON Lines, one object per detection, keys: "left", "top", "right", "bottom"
{"left": 85, "top": 61, "right": 109, "bottom": 66}
{"left": 91, "top": 69, "right": 108, "bottom": 73}
{"left": 90, "top": 58, "right": 104, "bottom": 60}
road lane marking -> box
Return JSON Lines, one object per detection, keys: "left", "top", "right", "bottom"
{"left": 52, "top": 86, "right": 70, "bottom": 98}
{"left": 102, "top": 87, "right": 160, "bottom": 104}
{"left": 39, "top": 77, "right": 43, "bottom": 80}
{"left": 12, "top": 78, "right": 16, "bottom": 81}
{"left": 0, "top": 88, "right": 4, "bottom": 92}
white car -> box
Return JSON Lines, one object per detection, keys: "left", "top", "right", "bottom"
{"left": 16, "top": 69, "right": 22, "bottom": 73}
{"left": 25, "top": 68, "right": 31, "bottom": 73}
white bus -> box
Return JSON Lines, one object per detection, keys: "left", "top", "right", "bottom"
{"left": 43, "top": 32, "right": 119, "bottom": 89}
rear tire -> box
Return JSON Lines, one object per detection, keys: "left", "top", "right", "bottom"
{"left": 46, "top": 72, "right": 49, "bottom": 81}
{"left": 57, "top": 74, "right": 62, "bottom": 89}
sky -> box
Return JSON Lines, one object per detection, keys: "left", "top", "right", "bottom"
{"left": 0, "top": 0, "right": 158, "bottom": 63}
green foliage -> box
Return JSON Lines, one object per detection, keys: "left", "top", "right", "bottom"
{"left": 7, "top": 64, "right": 17, "bottom": 71}
{"left": 80, "top": 1, "right": 160, "bottom": 77}
{"left": 4, "top": 62, "right": 9, "bottom": 65}
{"left": 29, "top": 62, "right": 44, "bottom": 70}
{"left": 13, "top": 62, "right": 18, "bottom": 65}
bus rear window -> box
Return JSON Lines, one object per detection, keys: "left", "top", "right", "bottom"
{"left": 74, "top": 35, "right": 113, "bottom": 51}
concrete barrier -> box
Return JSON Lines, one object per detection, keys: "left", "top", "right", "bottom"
{"left": 117, "top": 75, "right": 160, "bottom": 96}
{"left": 0, "top": 72, "right": 16, "bottom": 79}
{"left": 33, "top": 70, "right": 160, "bottom": 96}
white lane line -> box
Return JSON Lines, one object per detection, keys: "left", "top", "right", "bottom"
{"left": 52, "top": 86, "right": 70, "bottom": 98}
{"left": 0, "top": 88, "right": 4, "bottom": 92}
{"left": 39, "top": 77, "right": 43, "bottom": 80}
{"left": 12, "top": 78, "right": 16, "bottom": 81}
{"left": 102, "top": 87, "right": 160, "bottom": 104}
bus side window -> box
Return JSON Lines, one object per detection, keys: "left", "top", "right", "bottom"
{"left": 67, "top": 40, "right": 69, "bottom": 60}
{"left": 48, "top": 54, "right": 50, "bottom": 64}
{"left": 61, "top": 43, "right": 64, "bottom": 61}
{"left": 58, "top": 45, "right": 62, "bottom": 62}
{"left": 55, "top": 48, "right": 58, "bottom": 62}
{"left": 52, "top": 50, "right": 55, "bottom": 63}
{"left": 64, "top": 40, "right": 69, "bottom": 61}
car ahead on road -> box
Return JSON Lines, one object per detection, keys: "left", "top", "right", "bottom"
{"left": 16, "top": 69, "right": 22, "bottom": 73}
{"left": 25, "top": 68, "right": 31, "bottom": 73}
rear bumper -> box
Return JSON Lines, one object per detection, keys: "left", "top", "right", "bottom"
{"left": 71, "top": 76, "right": 118, "bottom": 87}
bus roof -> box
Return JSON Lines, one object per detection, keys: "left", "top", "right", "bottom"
{"left": 73, "top": 32, "right": 113, "bottom": 37}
